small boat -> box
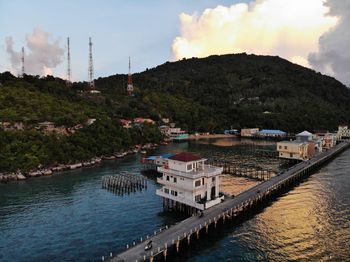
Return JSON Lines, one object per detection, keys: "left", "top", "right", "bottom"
{"left": 140, "top": 150, "right": 147, "bottom": 154}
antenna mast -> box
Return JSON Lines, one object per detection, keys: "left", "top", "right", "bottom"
{"left": 88, "top": 37, "right": 95, "bottom": 90}
{"left": 21, "top": 47, "right": 25, "bottom": 77}
{"left": 67, "top": 37, "right": 71, "bottom": 84}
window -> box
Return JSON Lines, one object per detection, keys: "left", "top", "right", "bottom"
{"left": 171, "top": 190, "right": 177, "bottom": 196}
{"left": 166, "top": 176, "right": 169, "bottom": 181}
{"left": 187, "top": 164, "right": 192, "bottom": 170}
{"left": 202, "top": 178, "right": 204, "bottom": 185}
{"left": 290, "top": 153, "right": 293, "bottom": 157}
{"left": 195, "top": 180, "right": 201, "bottom": 187}
{"left": 174, "top": 191, "right": 178, "bottom": 196}
{"left": 195, "top": 195, "right": 201, "bottom": 202}
{"left": 212, "top": 177, "right": 216, "bottom": 182}
{"left": 173, "top": 177, "right": 177, "bottom": 183}
{"left": 279, "top": 145, "right": 282, "bottom": 149}
{"left": 164, "top": 188, "right": 169, "bottom": 194}
{"left": 284, "top": 146, "right": 288, "bottom": 149}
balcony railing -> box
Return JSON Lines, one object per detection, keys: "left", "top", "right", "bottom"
{"left": 157, "top": 164, "right": 223, "bottom": 179}
{"left": 156, "top": 177, "right": 207, "bottom": 191}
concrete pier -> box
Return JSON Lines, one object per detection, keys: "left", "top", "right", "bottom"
{"left": 109, "top": 141, "right": 350, "bottom": 262}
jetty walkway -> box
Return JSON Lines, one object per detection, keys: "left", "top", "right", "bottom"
{"left": 110, "top": 141, "right": 350, "bottom": 262}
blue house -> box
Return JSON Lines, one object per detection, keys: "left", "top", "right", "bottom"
{"left": 255, "top": 129, "right": 287, "bottom": 137}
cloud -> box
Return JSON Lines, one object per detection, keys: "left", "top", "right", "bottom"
{"left": 5, "top": 27, "right": 64, "bottom": 76}
{"left": 172, "top": 0, "right": 347, "bottom": 83}
{"left": 308, "top": 0, "right": 350, "bottom": 86}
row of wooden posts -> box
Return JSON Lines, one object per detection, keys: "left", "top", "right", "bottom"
{"left": 208, "top": 160, "right": 275, "bottom": 181}
{"left": 137, "top": 142, "right": 350, "bottom": 262}
{"left": 119, "top": 190, "right": 276, "bottom": 262}
{"left": 102, "top": 173, "right": 147, "bottom": 196}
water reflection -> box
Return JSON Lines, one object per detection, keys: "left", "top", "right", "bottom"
{"left": 0, "top": 139, "right": 348, "bottom": 261}
{"left": 187, "top": 149, "right": 350, "bottom": 261}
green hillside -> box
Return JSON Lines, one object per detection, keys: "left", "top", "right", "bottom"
{"left": 97, "top": 53, "right": 350, "bottom": 132}
{"left": 1, "top": 53, "right": 350, "bottom": 172}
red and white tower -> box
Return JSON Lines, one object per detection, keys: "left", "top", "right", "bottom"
{"left": 127, "top": 56, "right": 133, "bottom": 95}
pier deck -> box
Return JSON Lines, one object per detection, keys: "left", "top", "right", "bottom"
{"left": 110, "top": 141, "right": 350, "bottom": 262}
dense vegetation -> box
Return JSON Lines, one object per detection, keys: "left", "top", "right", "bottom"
{"left": 0, "top": 73, "right": 162, "bottom": 172}
{"left": 96, "top": 53, "right": 350, "bottom": 132}
{"left": 0, "top": 120, "right": 162, "bottom": 172}
{"left": 1, "top": 53, "right": 350, "bottom": 172}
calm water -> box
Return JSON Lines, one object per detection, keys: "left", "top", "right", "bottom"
{"left": 0, "top": 138, "right": 349, "bottom": 261}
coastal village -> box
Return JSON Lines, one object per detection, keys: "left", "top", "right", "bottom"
{"left": 111, "top": 125, "right": 350, "bottom": 261}
{"left": 2, "top": 0, "right": 350, "bottom": 261}
{"left": 1, "top": 122, "right": 349, "bottom": 184}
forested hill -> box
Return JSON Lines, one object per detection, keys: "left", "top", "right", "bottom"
{"left": 96, "top": 53, "right": 350, "bottom": 132}
{"left": 1, "top": 53, "right": 349, "bottom": 172}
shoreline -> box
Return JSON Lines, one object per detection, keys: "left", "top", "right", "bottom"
{"left": 0, "top": 143, "right": 159, "bottom": 183}
{"left": 188, "top": 134, "right": 236, "bottom": 140}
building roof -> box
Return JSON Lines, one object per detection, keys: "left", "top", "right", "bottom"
{"left": 160, "top": 153, "right": 175, "bottom": 159}
{"left": 257, "top": 129, "right": 286, "bottom": 135}
{"left": 278, "top": 140, "right": 304, "bottom": 144}
{"left": 169, "top": 152, "right": 202, "bottom": 162}
{"left": 297, "top": 131, "right": 313, "bottom": 136}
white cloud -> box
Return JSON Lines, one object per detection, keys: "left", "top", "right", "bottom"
{"left": 308, "top": 0, "right": 350, "bottom": 86}
{"left": 5, "top": 27, "right": 64, "bottom": 76}
{"left": 172, "top": 0, "right": 343, "bottom": 81}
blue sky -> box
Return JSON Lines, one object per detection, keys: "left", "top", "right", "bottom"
{"left": 0, "top": 0, "right": 243, "bottom": 80}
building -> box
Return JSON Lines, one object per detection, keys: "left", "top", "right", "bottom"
{"left": 133, "top": 117, "right": 155, "bottom": 125}
{"left": 296, "top": 130, "right": 314, "bottom": 142}
{"left": 224, "top": 129, "right": 239, "bottom": 135}
{"left": 296, "top": 130, "right": 325, "bottom": 152}
{"left": 168, "top": 127, "right": 189, "bottom": 141}
{"left": 120, "top": 119, "right": 132, "bottom": 128}
{"left": 320, "top": 132, "right": 337, "bottom": 149}
{"left": 141, "top": 153, "right": 175, "bottom": 172}
{"left": 241, "top": 128, "right": 259, "bottom": 137}
{"left": 337, "top": 125, "right": 350, "bottom": 139}
{"left": 156, "top": 152, "right": 224, "bottom": 213}
{"left": 159, "top": 125, "right": 170, "bottom": 135}
{"left": 254, "top": 129, "right": 287, "bottom": 138}
{"left": 86, "top": 118, "right": 96, "bottom": 126}
{"left": 161, "top": 118, "right": 170, "bottom": 124}
{"left": 38, "top": 121, "right": 55, "bottom": 132}
{"left": 277, "top": 141, "right": 315, "bottom": 161}
{"left": 0, "top": 121, "right": 11, "bottom": 130}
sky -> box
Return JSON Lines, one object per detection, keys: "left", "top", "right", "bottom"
{"left": 0, "top": 0, "right": 349, "bottom": 86}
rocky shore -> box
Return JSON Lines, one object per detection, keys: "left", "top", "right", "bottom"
{"left": 0, "top": 143, "right": 159, "bottom": 183}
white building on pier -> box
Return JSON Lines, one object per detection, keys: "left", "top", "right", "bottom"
{"left": 156, "top": 152, "right": 224, "bottom": 212}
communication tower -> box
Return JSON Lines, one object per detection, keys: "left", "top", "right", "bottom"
{"left": 67, "top": 37, "right": 71, "bottom": 84}
{"left": 88, "top": 37, "right": 95, "bottom": 90}
{"left": 21, "top": 47, "right": 25, "bottom": 77}
{"left": 127, "top": 56, "right": 133, "bottom": 95}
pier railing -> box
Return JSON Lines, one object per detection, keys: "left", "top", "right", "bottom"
{"left": 107, "top": 141, "right": 350, "bottom": 262}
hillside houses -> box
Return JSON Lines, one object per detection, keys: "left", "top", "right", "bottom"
{"left": 120, "top": 117, "right": 155, "bottom": 128}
